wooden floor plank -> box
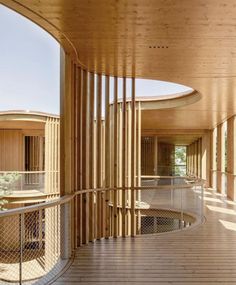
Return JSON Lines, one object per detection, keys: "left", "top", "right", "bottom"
{"left": 54, "top": 188, "right": 236, "bottom": 284}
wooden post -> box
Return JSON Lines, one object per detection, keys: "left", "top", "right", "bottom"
{"left": 136, "top": 102, "right": 141, "bottom": 235}
{"left": 131, "top": 77, "right": 136, "bottom": 237}
{"left": 201, "top": 131, "right": 211, "bottom": 188}
{"left": 89, "top": 72, "right": 95, "bottom": 242}
{"left": 211, "top": 128, "right": 217, "bottom": 189}
{"left": 154, "top": 136, "right": 158, "bottom": 175}
{"left": 78, "top": 67, "right": 83, "bottom": 246}
{"left": 217, "top": 124, "right": 223, "bottom": 193}
{"left": 105, "top": 75, "right": 111, "bottom": 238}
{"left": 227, "top": 116, "right": 236, "bottom": 200}
{"left": 122, "top": 77, "right": 126, "bottom": 237}
{"left": 81, "top": 70, "right": 89, "bottom": 244}
{"left": 198, "top": 139, "right": 202, "bottom": 178}
{"left": 113, "top": 77, "right": 118, "bottom": 238}
{"left": 60, "top": 48, "right": 75, "bottom": 258}
{"left": 96, "top": 74, "right": 102, "bottom": 239}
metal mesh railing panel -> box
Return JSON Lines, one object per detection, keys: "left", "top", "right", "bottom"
{"left": 0, "top": 201, "right": 71, "bottom": 285}
{"left": 139, "top": 177, "right": 203, "bottom": 235}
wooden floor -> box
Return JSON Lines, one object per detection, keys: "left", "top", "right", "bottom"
{"left": 54, "top": 188, "right": 236, "bottom": 284}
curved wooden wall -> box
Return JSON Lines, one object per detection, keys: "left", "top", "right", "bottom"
{"left": 60, "top": 50, "right": 141, "bottom": 243}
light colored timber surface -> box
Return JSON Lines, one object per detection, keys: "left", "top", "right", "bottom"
{"left": 54, "top": 188, "right": 236, "bottom": 284}
{"left": 3, "top": 1, "right": 236, "bottom": 129}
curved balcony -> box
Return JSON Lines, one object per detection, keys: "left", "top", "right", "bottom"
{"left": 0, "top": 176, "right": 204, "bottom": 284}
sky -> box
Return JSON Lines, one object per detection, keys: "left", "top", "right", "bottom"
{"left": 0, "top": 4, "right": 192, "bottom": 116}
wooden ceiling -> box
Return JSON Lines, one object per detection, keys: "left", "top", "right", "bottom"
{"left": 2, "top": 0, "right": 236, "bottom": 130}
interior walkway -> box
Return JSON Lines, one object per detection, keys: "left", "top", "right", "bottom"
{"left": 54, "top": 188, "right": 236, "bottom": 284}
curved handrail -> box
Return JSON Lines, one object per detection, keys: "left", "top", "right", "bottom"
{"left": 0, "top": 195, "right": 72, "bottom": 218}
{"left": 0, "top": 177, "right": 205, "bottom": 218}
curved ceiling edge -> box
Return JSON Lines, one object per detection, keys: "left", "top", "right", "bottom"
{"left": 140, "top": 90, "right": 201, "bottom": 110}
{"left": 0, "top": 1, "right": 84, "bottom": 66}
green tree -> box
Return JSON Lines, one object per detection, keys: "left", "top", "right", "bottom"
{"left": 0, "top": 173, "right": 20, "bottom": 210}
{"left": 175, "top": 146, "right": 186, "bottom": 176}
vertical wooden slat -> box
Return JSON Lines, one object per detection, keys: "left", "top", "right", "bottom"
{"left": 136, "top": 102, "right": 141, "bottom": 234}
{"left": 96, "top": 74, "right": 102, "bottom": 239}
{"left": 77, "top": 66, "right": 83, "bottom": 246}
{"left": 105, "top": 75, "right": 110, "bottom": 238}
{"left": 60, "top": 50, "right": 75, "bottom": 258}
{"left": 122, "top": 77, "right": 126, "bottom": 237}
{"left": 82, "top": 69, "right": 89, "bottom": 244}
{"left": 217, "top": 124, "right": 222, "bottom": 193}
{"left": 113, "top": 77, "right": 118, "bottom": 238}
{"left": 118, "top": 102, "right": 123, "bottom": 236}
{"left": 89, "top": 72, "right": 95, "bottom": 242}
{"left": 101, "top": 120, "right": 106, "bottom": 237}
{"left": 127, "top": 101, "right": 131, "bottom": 235}
{"left": 131, "top": 77, "right": 136, "bottom": 237}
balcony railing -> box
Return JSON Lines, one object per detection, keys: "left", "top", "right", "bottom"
{"left": 0, "top": 171, "right": 59, "bottom": 195}
{"left": 0, "top": 176, "right": 204, "bottom": 284}
{"left": 140, "top": 176, "right": 204, "bottom": 234}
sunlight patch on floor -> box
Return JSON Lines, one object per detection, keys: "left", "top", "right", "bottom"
{"left": 219, "top": 219, "right": 236, "bottom": 231}
{"left": 206, "top": 205, "right": 236, "bottom": 215}
{"left": 199, "top": 196, "right": 223, "bottom": 203}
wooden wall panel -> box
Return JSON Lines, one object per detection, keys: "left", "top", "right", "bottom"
{"left": 227, "top": 116, "right": 236, "bottom": 201}
{"left": 0, "top": 130, "right": 23, "bottom": 171}
{"left": 45, "top": 118, "right": 60, "bottom": 194}
{"left": 157, "top": 142, "right": 175, "bottom": 176}
{"left": 141, "top": 136, "right": 154, "bottom": 175}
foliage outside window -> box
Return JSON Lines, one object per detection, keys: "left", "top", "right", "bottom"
{"left": 174, "top": 146, "right": 187, "bottom": 176}
{"left": 0, "top": 173, "right": 20, "bottom": 210}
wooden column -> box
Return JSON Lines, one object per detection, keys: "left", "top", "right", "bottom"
{"left": 194, "top": 141, "right": 198, "bottom": 176}
{"left": 105, "top": 75, "right": 111, "bottom": 238}
{"left": 96, "top": 74, "right": 102, "bottom": 239}
{"left": 154, "top": 136, "right": 158, "bottom": 175}
{"left": 216, "top": 123, "right": 226, "bottom": 194}
{"left": 131, "top": 77, "right": 136, "bottom": 237}
{"left": 60, "top": 48, "right": 75, "bottom": 258}
{"left": 198, "top": 138, "right": 202, "bottom": 178}
{"left": 210, "top": 128, "right": 217, "bottom": 189}
{"left": 227, "top": 116, "right": 236, "bottom": 200}
{"left": 80, "top": 70, "right": 89, "bottom": 244}
{"left": 122, "top": 77, "right": 127, "bottom": 237}
{"left": 221, "top": 123, "right": 226, "bottom": 195}
{"left": 75, "top": 66, "right": 82, "bottom": 246}
{"left": 216, "top": 124, "right": 222, "bottom": 193}
{"left": 60, "top": 49, "right": 75, "bottom": 196}
{"left": 113, "top": 77, "right": 118, "bottom": 237}
{"left": 136, "top": 102, "right": 141, "bottom": 235}
{"left": 201, "top": 131, "right": 211, "bottom": 187}
{"left": 89, "top": 72, "right": 95, "bottom": 242}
